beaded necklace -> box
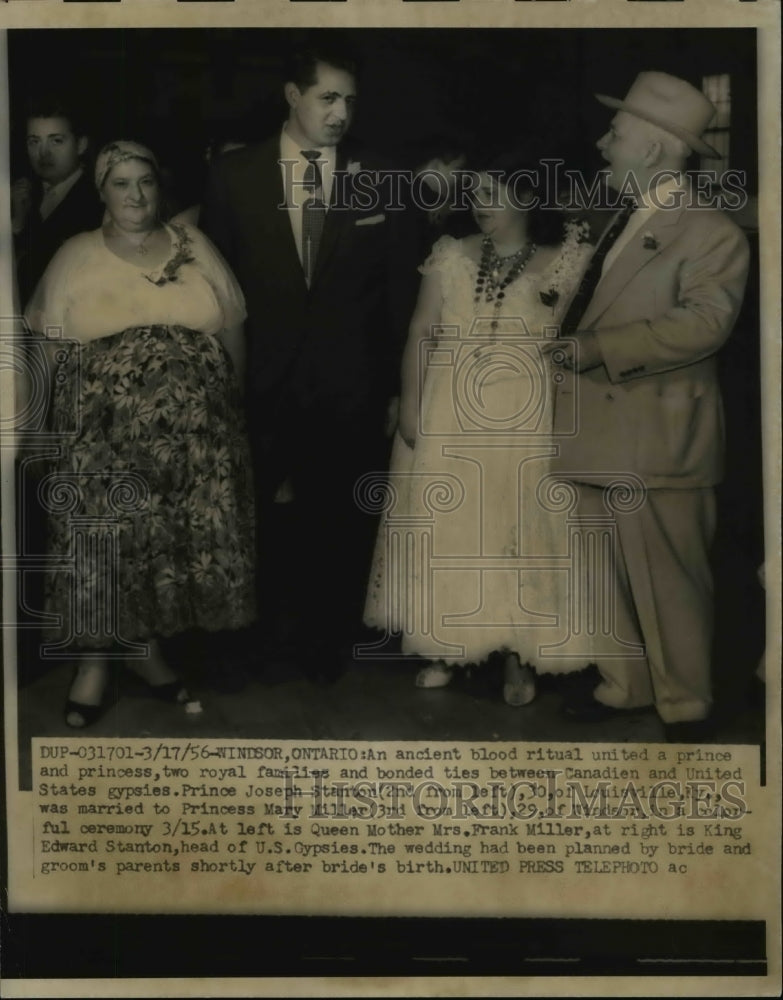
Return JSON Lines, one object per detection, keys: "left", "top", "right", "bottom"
{"left": 474, "top": 236, "right": 537, "bottom": 332}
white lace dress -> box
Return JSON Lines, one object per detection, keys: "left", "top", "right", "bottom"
{"left": 364, "top": 233, "right": 593, "bottom": 670}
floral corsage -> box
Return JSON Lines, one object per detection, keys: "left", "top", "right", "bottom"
{"left": 144, "top": 225, "right": 195, "bottom": 286}
{"left": 539, "top": 218, "right": 592, "bottom": 311}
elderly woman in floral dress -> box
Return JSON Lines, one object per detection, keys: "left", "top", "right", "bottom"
{"left": 25, "top": 140, "right": 255, "bottom": 727}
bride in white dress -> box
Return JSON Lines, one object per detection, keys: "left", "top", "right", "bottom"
{"left": 364, "top": 152, "right": 592, "bottom": 705}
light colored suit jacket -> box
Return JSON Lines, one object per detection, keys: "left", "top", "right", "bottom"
{"left": 552, "top": 197, "right": 750, "bottom": 489}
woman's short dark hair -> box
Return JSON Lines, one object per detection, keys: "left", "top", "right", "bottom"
{"left": 464, "top": 148, "right": 567, "bottom": 247}
{"left": 409, "top": 134, "right": 469, "bottom": 172}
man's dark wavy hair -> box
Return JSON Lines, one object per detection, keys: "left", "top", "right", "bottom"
{"left": 285, "top": 47, "right": 359, "bottom": 93}
{"left": 23, "top": 96, "right": 89, "bottom": 140}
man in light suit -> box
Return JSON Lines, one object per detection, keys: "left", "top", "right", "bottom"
{"left": 201, "top": 47, "right": 417, "bottom": 680}
{"left": 550, "top": 72, "right": 750, "bottom": 740}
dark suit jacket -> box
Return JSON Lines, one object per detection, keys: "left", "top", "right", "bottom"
{"left": 14, "top": 172, "right": 104, "bottom": 308}
{"left": 200, "top": 137, "right": 418, "bottom": 425}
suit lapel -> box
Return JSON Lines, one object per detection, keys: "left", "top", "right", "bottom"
{"left": 581, "top": 204, "right": 685, "bottom": 329}
{"left": 259, "top": 139, "right": 305, "bottom": 282}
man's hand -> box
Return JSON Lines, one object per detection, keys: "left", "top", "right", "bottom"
{"left": 544, "top": 330, "right": 604, "bottom": 373}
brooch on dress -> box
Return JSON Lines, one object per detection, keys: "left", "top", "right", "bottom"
{"left": 144, "top": 225, "right": 195, "bottom": 286}
{"left": 642, "top": 231, "right": 660, "bottom": 251}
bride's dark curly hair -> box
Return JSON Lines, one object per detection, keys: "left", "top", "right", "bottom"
{"left": 460, "top": 147, "right": 567, "bottom": 247}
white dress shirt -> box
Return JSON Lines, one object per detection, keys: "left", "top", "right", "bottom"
{"left": 279, "top": 125, "right": 336, "bottom": 267}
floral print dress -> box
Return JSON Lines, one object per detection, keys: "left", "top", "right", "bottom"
{"left": 25, "top": 223, "right": 255, "bottom": 648}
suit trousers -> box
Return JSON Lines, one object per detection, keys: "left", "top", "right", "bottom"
{"left": 251, "top": 396, "right": 389, "bottom": 654}
{"left": 576, "top": 484, "right": 717, "bottom": 722}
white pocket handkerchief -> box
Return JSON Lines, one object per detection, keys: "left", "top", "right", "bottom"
{"left": 355, "top": 213, "right": 386, "bottom": 227}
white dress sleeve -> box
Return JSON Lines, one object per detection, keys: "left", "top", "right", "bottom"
{"left": 418, "top": 235, "right": 462, "bottom": 277}
{"left": 23, "top": 233, "right": 90, "bottom": 336}
{"left": 173, "top": 223, "right": 247, "bottom": 328}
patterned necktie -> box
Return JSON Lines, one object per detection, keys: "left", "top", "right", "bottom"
{"left": 558, "top": 200, "right": 636, "bottom": 337}
{"left": 301, "top": 149, "right": 326, "bottom": 286}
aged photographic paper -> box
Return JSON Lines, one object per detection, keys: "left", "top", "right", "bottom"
{"left": 1, "top": 0, "right": 780, "bottom": 996}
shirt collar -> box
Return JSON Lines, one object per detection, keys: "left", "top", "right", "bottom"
{"left": 279, "top": 123, "right": 336, "bottom": 167}
{"left": 42, "top": 164, "right": 83, "bottom": 195}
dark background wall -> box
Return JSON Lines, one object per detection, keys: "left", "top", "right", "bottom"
{"left": 8, "top": 28, "right": 758, "bottom": 208}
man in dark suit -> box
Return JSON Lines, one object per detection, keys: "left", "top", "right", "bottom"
{"left": 201, "top": 47, "right": 417, "bottom": 679}
{"left": 12, "top": 101, "right": 103, "bottom": 684}
{"left": 12, "top": 101, "right": 103, "bottom": 306}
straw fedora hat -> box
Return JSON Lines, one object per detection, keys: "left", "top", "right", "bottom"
{"left": 596, "top": 71, "right": 720, "bottom": 158}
